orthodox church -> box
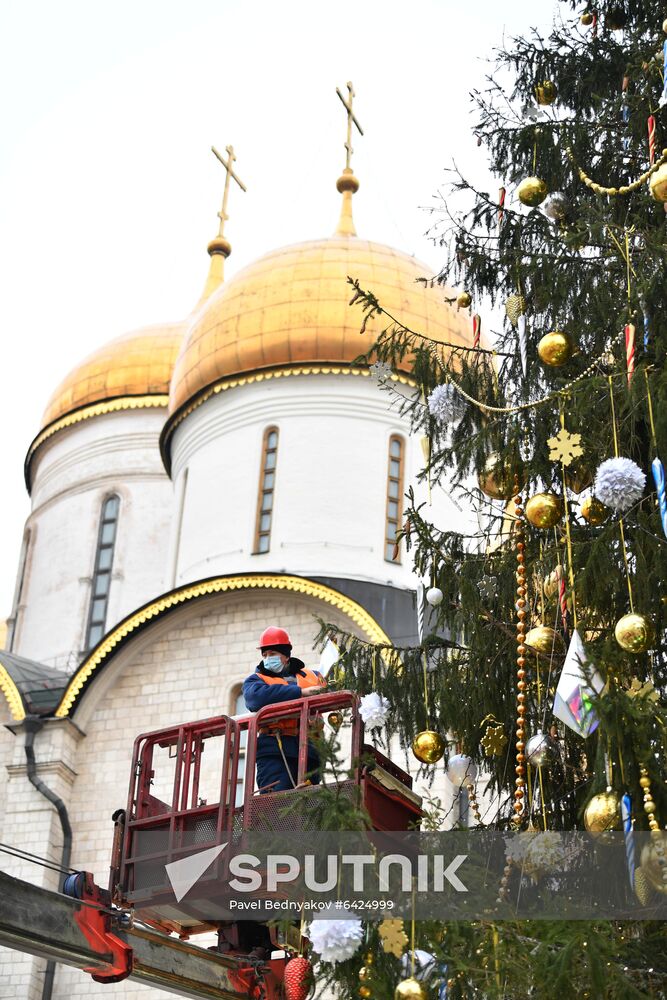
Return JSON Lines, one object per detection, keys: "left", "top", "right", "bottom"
{"left": 0, "top": 94, "right": 474, "bottom": 998}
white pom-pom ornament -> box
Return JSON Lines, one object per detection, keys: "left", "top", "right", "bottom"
{"left": 593, "top": 457, "right": 646, "bottom": 513}
{"left": 427, "top": 383, "right": 464, "bottom": 424}
{"left": 359, "top": 692, "right": 390, "bottom": 731}
{"left": 308, "top": 917, "right": 364, "bottom": 963}
{"left": 446, "top": 754, "right": 477, "bottom": 787}
{"left": 426, "top": 587, "right": 444, "bottom": 606}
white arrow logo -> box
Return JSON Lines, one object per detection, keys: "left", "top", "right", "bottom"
{"left": 165, "top": 842, "right": 228, "bottom": 902}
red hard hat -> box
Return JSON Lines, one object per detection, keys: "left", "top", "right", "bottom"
{"left": 257, "top": 626, "right": 292, "bottom": 649}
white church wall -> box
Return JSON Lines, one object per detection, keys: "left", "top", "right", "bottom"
{"left": 14, "top": 409, "right": 174, "bottom": 666}
{"left": 169, "top": 375, "right": 465, "bottom": 590}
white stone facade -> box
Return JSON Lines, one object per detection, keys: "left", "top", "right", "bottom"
{"left": 11, "top": 408, "right": 174, "bottom": 666}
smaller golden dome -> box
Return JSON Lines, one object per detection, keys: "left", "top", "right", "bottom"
{"left": 41, "top": 321, "right": 185, "bottom": 429}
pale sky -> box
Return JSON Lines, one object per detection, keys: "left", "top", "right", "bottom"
{"left": 0, "top": 0, "right": 555, "bottom": 617}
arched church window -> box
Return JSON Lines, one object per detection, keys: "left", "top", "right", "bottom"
{"left": 385, "top": 435, "right": 404, "bottom": 562}
{"left": 253, "top": 427, "right": 279, "bottom": 554}
{"left": 231, "top": 687, "right": 248, "bottom": 806}
{"left": 85, "top": 495, "right": 120, "bottom": 650}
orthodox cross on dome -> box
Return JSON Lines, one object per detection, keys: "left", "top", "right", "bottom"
{"left": 211, "top": 144, "right": 247, "bottom": 240}
{"left": 335, "top": 81, "right": 364, "bottom": 171}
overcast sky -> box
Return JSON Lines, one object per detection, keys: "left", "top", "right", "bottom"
{"left": 0, "top": 0, "right": 556, "bottom": 617}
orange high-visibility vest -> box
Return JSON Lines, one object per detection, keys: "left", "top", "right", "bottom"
{"left": 257, "top": 668, "right": 325, "bottom": 738}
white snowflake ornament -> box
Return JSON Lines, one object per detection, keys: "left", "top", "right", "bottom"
{"left": 359, "top": 692, "right": 390, "bottom": 730}
{"left": 593, "top": 457, "right": 646, "bottom": 513}
{"left": 308, "top": 917, "right": 364, "bottom": 963}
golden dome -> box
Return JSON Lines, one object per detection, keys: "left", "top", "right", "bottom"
{"left": 41, "top": 321, "right": 185, "bottom": 429}
{"left": 169, "top": 235, "right": 472, "bottom": 415}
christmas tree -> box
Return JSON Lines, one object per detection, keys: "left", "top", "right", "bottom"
{"left": 309, "top": 1, "right": 667, "bottom": 996}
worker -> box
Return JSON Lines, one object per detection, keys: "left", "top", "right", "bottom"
{"left": 243, "top": 626, "right": 327, "bottom": 793}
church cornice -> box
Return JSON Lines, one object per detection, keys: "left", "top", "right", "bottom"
{"left": 54, "top": 572, "right": 392, "bottom": 719}
{"left": 24, "top": 394, "right": 170, "bottom": 493}
{"left": 160, "top": 363, "right": 415, "bottom": 475}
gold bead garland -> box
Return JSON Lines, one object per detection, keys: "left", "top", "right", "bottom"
{"left": 640, "top": 764, "right": 667, "bottom": 889}
{"left": 513, "top": 477, "right": 528, "bottom": 827}
{"left": 466, "top": 782, "right": 483, "bottom": 825}
{"left": 566, "top": 145, "right": 667, "bottom": 196}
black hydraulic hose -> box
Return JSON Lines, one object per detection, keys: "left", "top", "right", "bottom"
{"left": 23, "top": 717, "right": 73, "bottom": 1000}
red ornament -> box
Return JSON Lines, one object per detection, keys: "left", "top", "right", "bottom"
{"left": 284, "top": 956, "right": 312, "bottom": 1000}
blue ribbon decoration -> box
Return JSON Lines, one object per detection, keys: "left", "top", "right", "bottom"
{"left": 652, "top": 458, "right": 667, "bottom": 539}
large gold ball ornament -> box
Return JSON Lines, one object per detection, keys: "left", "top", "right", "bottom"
{"left": 614, "top": 613, "right": 654, "bottom": 654}
{"left": 564, "top": 463, "right": 593, "bottom": 494}
{"left": 359, "top": 988, "right": 372, "bottom": 999}
{"left": 525, "top": 625, "right": 565, "bottom": 657}
{"left": 535, "top": 80, "right": 558, "bottom": 105}
{"left": 580, "top": 11, "right": 594, "bottom": 25}
{"left": 537, "top": 331, "right": 575, "bottom": 366}
{"left": 580, "top": 495, "right": 610, "bottom": 525}
{"left": 517, "top": 176, "right": 548, "bottom": 207}
{"left": 457, "top": 290, "right": 472, "bottom": 308}
{"left": 649, "top": 163, "right": 667, "bottom": 203}
{"left": 395, "top": 978, "right": 426, "bottom": 1000}
{"left": 525, "top": 492, "right": 564, "bottom": 529}
{"left": 412, "top": 730, "right": 446, "bottom": 765}
{"left": 584, "top": 790, "right": 621, "bottom": 838}
{"left": 478, "top": 453, "right": 525, "bottom": 500}
{"left": 639, "top": 834, "right": 667, "bottom": 895}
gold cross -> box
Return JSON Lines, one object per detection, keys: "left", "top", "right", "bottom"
{"left": 336, "top": 82, "right": 364, "bottom": 170}
{"left": 211, "top": 144, "right": 247, "bottom": 238}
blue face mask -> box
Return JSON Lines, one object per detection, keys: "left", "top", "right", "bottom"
{"left": 263, "top": 655, "right": 284, "bottom": 674}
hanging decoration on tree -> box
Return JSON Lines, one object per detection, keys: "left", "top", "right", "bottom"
{"left": 512, "top": 478, "right": 528, "bottom": 826}
{"left": 477, "top": 574, "right": 497, "bottom": 600}
{"left": 481, "top": 720, "right": 507, "bottom": 757}
{"left": 593, "top": 457, "right": 646, "bottom": 513}
{"left": 547, "top": 427, "right": 584, "bottom": 466}
{"left": 395, "top": 978, "right": 426, "bottom": 1000}
{"left": 284, "top": 956, "right": 313, "bottom": 1000}
{"left": 525, "top": 492, "right": 564, "bottom": 529}
{"left": 659, "top": 38, "right": 667, "bottom": 108}
{"left": 504, "top": 293, "right": 526, "bottom": 327}
{"left": 472, "top": 313, "right": 482, "bottom": 348}
{"left": 525, "top": 731, "right": 555, "bottom": 767}
{"left": 308, "top": 918, "right": 364, "bottom": 963}
{"left": 379, "top": 919, "right": 408, "bottom": 958}
{"left": 552, "top": 630, "right": 604, "bottom": 737}
{"left": 426, "top": 586, "right": 444, "bottom": 606}
{"left": 614, "top": 612, "right": 654, "bottom": 653}
{"left": 456, "top": 290, "right": 472, "bottom": 309}
{"left": 651, "top": 457, "right": 667, "bottom": 538}
{"left": 538, "top": 330, "right": 575, "bottom": 366}
{"left": 625, "top": 323, "right": 636, "bottom": 384}
{"left": 534, "top": 80, "right": 557, "bottom": 105}
{"left": 370, "top": 360, "right": 394, "bottom": 382}
{"left": 498, "top": 185, "right": 506, "bottom": 228}
{"left": 517, "top": 314, "right": 528, "bottom": 376}
{"left": 621, "top": 793, "right": 636, "bottom": 890}
{"left": 478, "top": 452, "right": 524, "bottom": 500}
{"left": 543, "top": 191, "right": 569, "bottom": 220}
{"left": 412, "top": 730, "right": 446, "bottom": 764}
{"left": 580, "top": 494, "right": 610, "bottom": 524}
{"left": 517, "top": 176, "right": 548, "bottom": 206}
{"left": 446, "top": 754, "right": 478, "bottom": 787}
{"left": 427, "top": 383, "right": 464, "bottom": 425}
{"left": 584, "top": 788, "right": 621, "bottom": 838}
{"left": 359, "top": 692, "right": 390, "bottom": 730}
{"left": 648, "top": 114, "right": 657, "bottom": 165}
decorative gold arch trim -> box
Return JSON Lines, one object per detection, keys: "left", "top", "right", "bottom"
{"left": 25, "top": 395, "right": 170, "bottom": 491}
{"left": 161, "top": 364, "right": 415, "bottom": 470}
{"left": 55, "top": 574, "right": 392, "bottom": 718}
{"left": 0, "top": 661, "right": 26, "bottom": 722}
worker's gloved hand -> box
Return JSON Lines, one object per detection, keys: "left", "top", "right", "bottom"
{"left": 303, "top": 686, "right": 325, "bottom": 696}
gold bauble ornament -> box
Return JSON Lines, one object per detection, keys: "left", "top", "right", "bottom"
{"left": 457, "top": 290, "right": 472, "bottom": 308}
{"left": 537, "top": 331, "right": 575, "bottom": 366}
{"left": 535, "top": 80, "right": 558, "bottom": 105}
{"left": 639, "top": 834, "right": 667, "bottom": 895}
{"left": 504, "top": 293, "right": 526, "bottom": 328}
{"left": 525, "top": 625, "right": 565, "bottom": 657}
{"left": 359, "top": 967, "right": 372, "bottom": 982}
{"left": 412, "top": 730, "right": 446, "bottom": 764}
{"left": 364, "top": 952, "right": 374, "bottom": 965}
{"left": 525, "top": 492, "right": 564, "bottom": 529}
{"left": 327, "top": 711, "right": 344, "bottom": 730}
{"left": 580, "top": 495, "right": 610, "bottom": 525}
{"left": 517, "top": 176, "right": 548, "bottom": 207}
{"left": 580, "top": 11, "right": 594, "bottom": 25}
{"left": 584, "top": 790, "right": 621, "bottom": 839}
{"left": 649, "top": 163, "right": 667, "bottom": 203}
{"left": 564, "top": 462, "right": 592, "bottom": 494}
{"left": 395, "top": 978, "right": 426, "bottom": 1000}
{"left": 478, "top": 452, "right": 525, "bottom": 500}
{"left": 614, "top": 613, "right": 654, "bottom": 654}
{"left": 359, "top": 988, "right": 372, "bottom": 999}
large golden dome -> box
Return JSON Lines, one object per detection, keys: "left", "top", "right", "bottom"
{"left": 41, "top": 321, "right": 185, "bottom": 428}
{"left": 169, "top": 233, "right": 472, "bottom": 416}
